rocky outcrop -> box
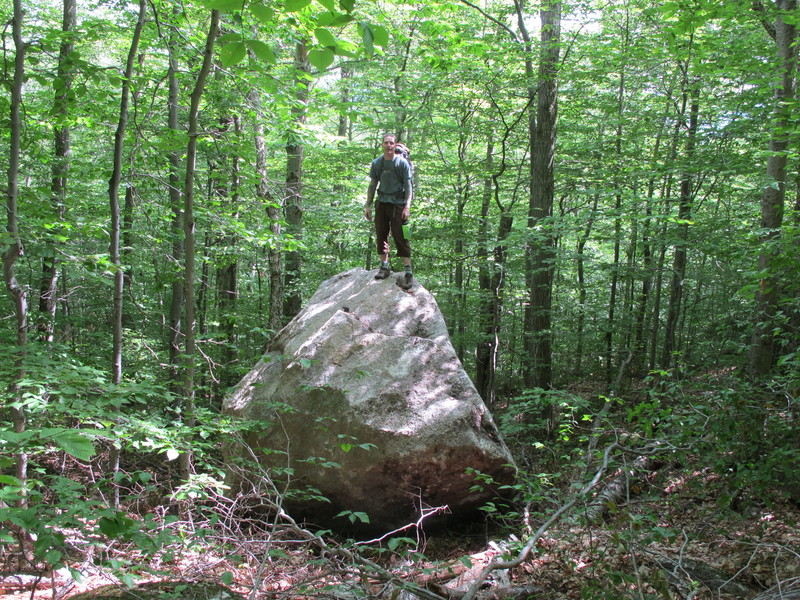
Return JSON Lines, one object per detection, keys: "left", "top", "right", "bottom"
{"left": 223, "top": 268, "right": 515, "bottom": 531}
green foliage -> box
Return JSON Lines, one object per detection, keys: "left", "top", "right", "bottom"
{"left": 499, "top": 388, "right": 592, "bottom": 442}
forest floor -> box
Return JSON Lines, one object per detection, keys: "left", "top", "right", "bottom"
{"left": 3, "top": 455, "right": 798, "bottom": 600}
{"left": 2, "top": 373, "right": 799, "bottom": 600}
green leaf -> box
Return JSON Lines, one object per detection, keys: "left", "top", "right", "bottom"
{"left": 220, "top": 41, "right": 248, "bottom": 67}
{"left": 285, "top": 0, "right": 312, "bottom": 12}
{"left": 317, "top": 0, "right": 335, "bottom": 10}
{"left": 218, "top": 32, "right": 242, "bottom": 44}
{"left": 200, "top": 0, "right": 244, "bottom": 10}
{"left": 250, "top": 3, "right": 275, "bottom": 23}
{"left": 371, "top": 24, "right": 389, "bottom": 48}
{"left": 45, "top": 429, "right": 96, "bottom": 461}
{"left": 360, "top": 23, "right": 374, "bottom": 56}
{"left": 339, "top": 0, "right": 354, "bottom": 12}
{"left": 245, "top": 40, "right": 276, "bottom": 63}
{"left": 387, "top": 536, "right": 415, "bottom": 550}
{"left": 0, "top": 475, "right": 22, "bottom": 486}
{"left": 314, "top": 27, "right": 337, "bottom": 48}
{"left": 308, "top": 48, "right": 335, "bottom": 70}
{"left": 98, "top": 514, "right": 137, "bottom": 538}
{"left": 220, "top": 572, "right": 234, "bottom": 585}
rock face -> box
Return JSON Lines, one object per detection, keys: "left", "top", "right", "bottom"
{"left": 223, "top": 268, "right": 515, "bottom": 530}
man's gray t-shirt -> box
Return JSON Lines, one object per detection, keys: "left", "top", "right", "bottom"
{"left": 370, "top": 155, "right": 412, "bottom": 205}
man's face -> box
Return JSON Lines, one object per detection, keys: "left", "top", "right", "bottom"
{"left": 382, "top": 137, "right": 396, "bottom": 152}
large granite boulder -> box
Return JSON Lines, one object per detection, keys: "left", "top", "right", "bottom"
{"left": 223, "top": 268, "right": 515, "bottom": 530}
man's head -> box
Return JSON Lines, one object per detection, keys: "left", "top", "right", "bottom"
{"left": 381, "top": 134, "right": 396, "bottom": 157}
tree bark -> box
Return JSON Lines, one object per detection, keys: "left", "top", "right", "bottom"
{"left": 215, "top": 115, "right": 241, "bottom": 397}
{"left": 283, "top": 41, "right": 309, "bottom": 320}
{"left": 107, "top": 0, "right": 146, "bottom": 507}
{"left": 165, "top": 3, "right": 184, "bottom": 397}
{"left": 249, "top": 84, "right": 283, "bottom": 335}
{"left": 606, "top": 29, "right": 628, "bottom": 385}
{"left": 39, "top": 0, "right": 76, "bottom": 343}
{"left": 181, "top": 9, "right": 220, "bottom": 479}
{"left": 523, "top": 1, "right": 560, "bottom": 393}
{"left": 3, "top": 0, "right": 29, "bottom": 506}
{"left": 748, "top": 0, "right": 797, "bottom": 378}
{"left": 575, "top": 194, "right": 598, "bottom": 377}
{"left": 661, "top": 84, "right": 700, "bottom": 370}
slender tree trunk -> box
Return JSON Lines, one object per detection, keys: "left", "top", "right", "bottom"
{"left": 3, "top": 0, "right": 29, "bottom": 508}
{"left": 216, "top": 116, "right": 241, "bottom": 397}
{"left": 748, "top": 0, "right": 797, "bottom": 378}
{"left": 283, "top": 41, "right": 309, "bottom": 320}
{"left": 661, "top": 85, "right": 700, "bottom": 370}
{"left": 39, "top": 0, "right": 76, "bottom": 343}
{"left": 575, "top": 194, "right": 599, "bottom": 377}
{"left": 453, "top": 167, "right": 469, "bottom": 361}
{"left": 250, "top": 85, "right": 283, "bottom": 335}
{"left": 476, "top": 139, "right": 495, "bottom": 403}
{"left": 107, "top": 0, "right": 146, "bottom": 507}
{"left": 633, "top": 89, "right": 673, "bottom": 374}
{"left": 523, "top": 1, "right": 560, "bottom": 393}
{"left": 337, "top": 66, "right": 352, "bottom": 138}
{"left": 166, "top": 5, "right": 184, "bottom": 396}
{"left": 606, "top": 40, "right": 628, "bottom": 385}
{"left": 180, "top": 10, "right": 220, "bottom": 479}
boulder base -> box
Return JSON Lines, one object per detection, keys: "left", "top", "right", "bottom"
{"left": 224, "top": 268, "right": 515, "bottom": 531}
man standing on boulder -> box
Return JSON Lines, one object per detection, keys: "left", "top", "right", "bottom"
{"left": 364, "top": 133, "right": 413, "bottom": 285}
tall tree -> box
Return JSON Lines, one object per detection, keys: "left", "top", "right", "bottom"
{"left": 3, "top": 0, "right": 29, "bottom": 506}
{"left": 250, "top": 84, "right": 283, "bottom": 334}
{"left": 164, "top": 2, "right": 185, "bottom": 396}
{"left": 39, "top": 0, "right": 76, "bottom": 343}
{"left": 107, "top": 0, "right": 147, "bottom": 507}
{"left": 661, "top": 82, "right": 700, "bottom": 370}
{"left": 748, "top": 0, "right": 797, "bottom": 378}
{"left": 283, "top": 41, "right": 310, "bottom": 320}
{"left": 523, "top": 1, "right": 561, "bottom": 393}
{"left": 181, "top": 9, "right": 221, "bottom": 478}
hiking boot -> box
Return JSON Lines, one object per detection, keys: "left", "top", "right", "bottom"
{"left": 398, "top": 272, "right": 413, "bottom": 290}
{"left": 374, "top": 266, "right": 391, "bottom": 280}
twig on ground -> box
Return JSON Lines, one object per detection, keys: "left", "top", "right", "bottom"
{"left": 459, "top": 440, "right": 622, "bottom": 600}
{"left": 355, "top": 505, "right": 449, "bottom": 546}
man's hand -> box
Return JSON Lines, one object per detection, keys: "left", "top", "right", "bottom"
{"left": 401, "top": 205, "right": 410, "bottom": 221}
{"left": 364, "top": 205, "right": 372, "bottom": 221}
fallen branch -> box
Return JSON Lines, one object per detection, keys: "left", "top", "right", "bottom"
{"left": 355, "top": 504, "right": 449, "bottom": 546}
{"left": 460, "top": 441, "right": 622, "bottom": 600}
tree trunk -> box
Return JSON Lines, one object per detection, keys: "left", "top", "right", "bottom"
{"left": 476, "top": 138, "right": 496, "bottom": 402}
{"left": 748, "top": 0, "right": 797, "bottom": 378}
{"left": 3, "top": 0, "right": 29, "bottom": 507}
{"left": 575, "top": 194, "right": 598, "bottom": 377}
{"left": 39, "top": 0, "right": 76, "bottom": 343}
{"left": 337, "top": 66, "right": 352, "bottom": 138}
{"left": 181, "top": 10, "right": 220, "bottom": 479}
{"left": 661, "top": 84, "right": 700, "bottom": 370}
{"left": 215, "top": 115, "right": 241, "bottom": 397}
{"left": 107, "top": 0, "right": 146, "bottom": 507}
{"left": 166, "top": 5, "right": 184, "bottom": 396}
{"left": 606, "top": 36, "right": 628, "bottom": 385}
{"left": 249, "top": 85, "right": 283, "bottom": 335}
{"left": 523, "top": 1, "right": 560, "bottom": 392}
{"left": 633, "top": 89, "right": 674, "bottom": 375}
{"left": 283, "top": 41, "right": 309, "bottom": 320}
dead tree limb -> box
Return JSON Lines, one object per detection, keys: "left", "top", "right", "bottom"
{"left": 460, "top": 441, "right": 621, "bottom": 600}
